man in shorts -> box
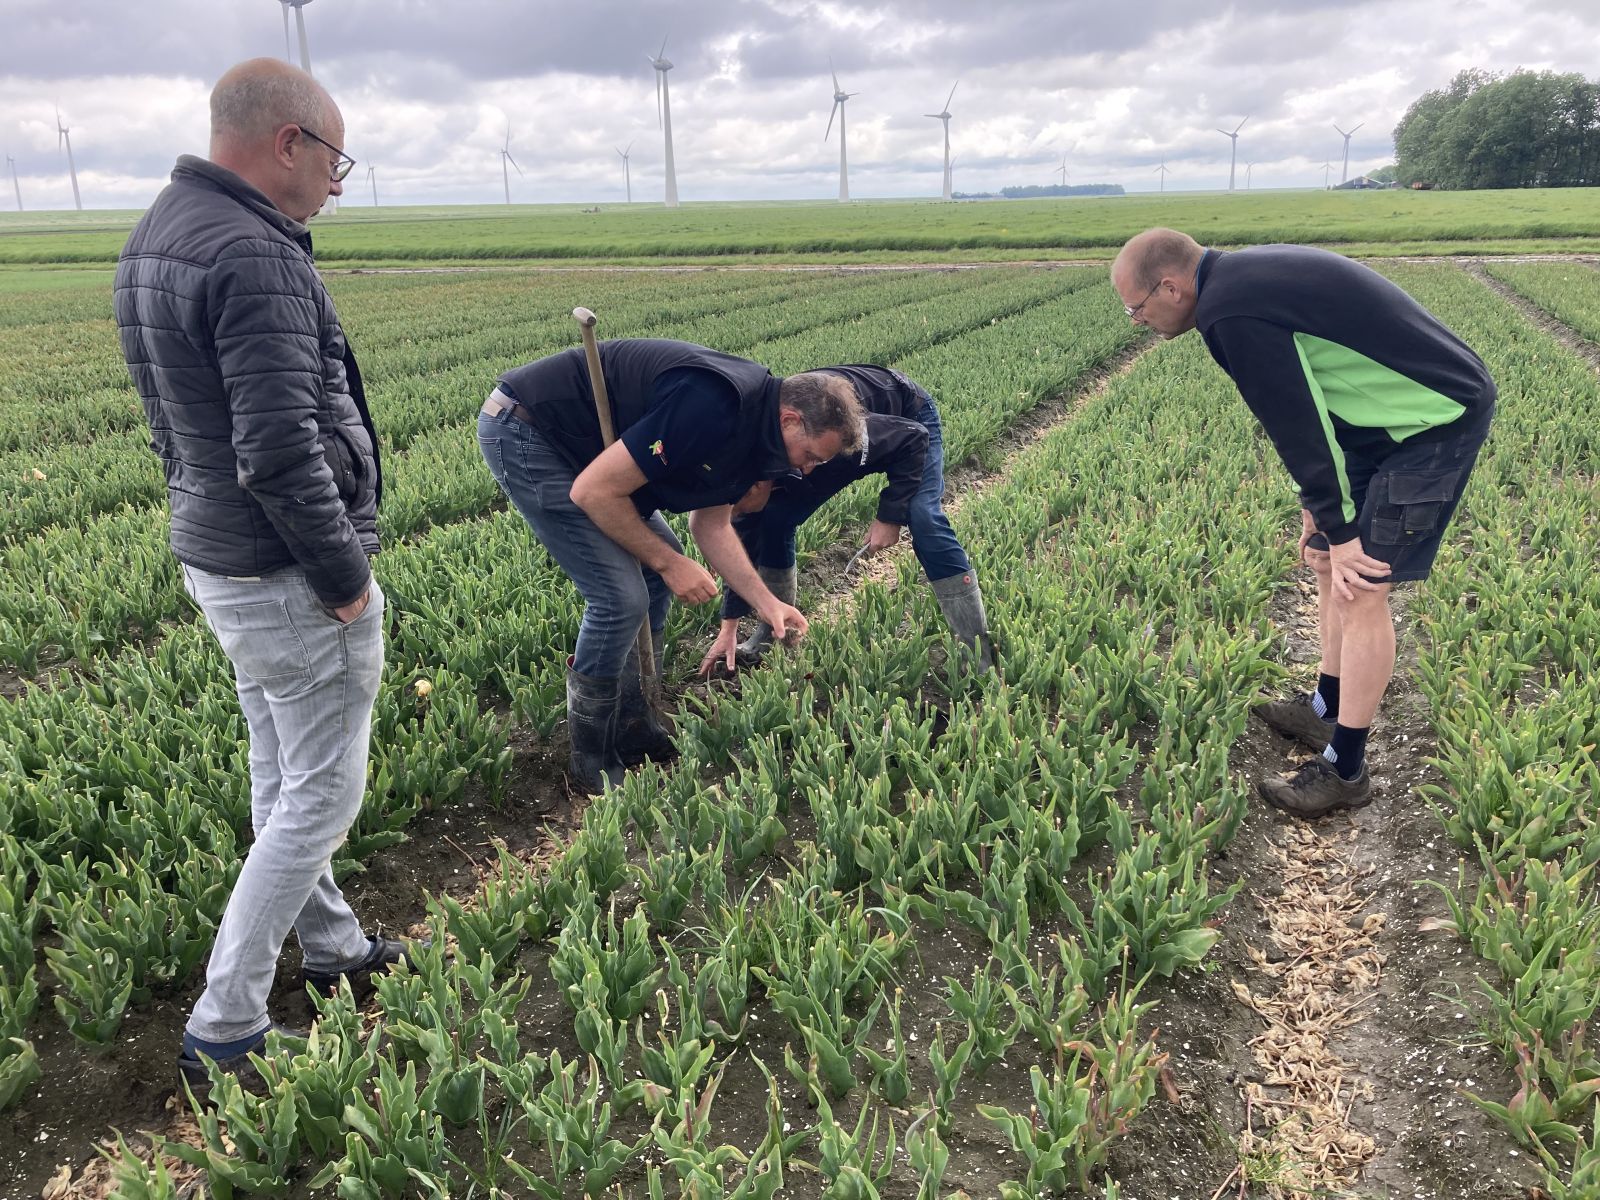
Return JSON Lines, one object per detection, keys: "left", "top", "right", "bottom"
{"left": 1110, "top": 229, "right": 1495, "bottom": 817}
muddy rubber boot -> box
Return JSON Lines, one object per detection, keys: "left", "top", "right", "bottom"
{"left": 1253, "top": 692, "right": 1337, "bottom": 752}
{"left": 736, "top": 564, "right": 798, "bottom": 663}
{"left": 565, "top": 661, "right": 626, "bottom": 794}
{"left": 616, "top": 636, "right": 675, "bottom": 764}
{"left": 1258, "top": 757, "right": 1372, "bottom": 818}
{"left": 930, "top": 569, "right": 996, "bottom": 674}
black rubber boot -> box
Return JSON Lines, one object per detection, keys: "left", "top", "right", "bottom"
{"left": 566, "top": 661, "right": 626, "bottom": 794}
{"left": 930, "top": 569, "right": 996, "bottom": 674}
{"left": 736, "top": 565, "right": 798, "bottom": 663}
{"left": 616, "top": 636, "right": 675, "bottom": 763}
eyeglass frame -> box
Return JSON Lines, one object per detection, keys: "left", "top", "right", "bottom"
{"left": 295, "top": 126, "right": 356, "bottom": 182}
{"left": 1124, "top": 279, "right": 1163, "bottom": 319}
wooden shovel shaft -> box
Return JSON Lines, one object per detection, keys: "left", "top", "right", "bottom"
{"left": 572, "top": 306, "right": 658, "bottom": 698}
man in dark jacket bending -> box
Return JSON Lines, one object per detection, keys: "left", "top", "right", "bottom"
{"left": 1111, "top": 228, "right": 1495, "bottom": 818}
{"left": 115, "top": 58, "right": 404, "bottom": 1090}
{"left": 479, "top": 340, "right": 864, "bottom": 792}
{"left": 698, "top": 364, "right": 995, "bottom": 677}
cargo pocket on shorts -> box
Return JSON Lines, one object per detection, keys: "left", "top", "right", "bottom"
{"left": 214, "top": 599, "right": 315, "bottom": 696}
{"left": 1369, "top": 467, "right": 1460, "bottom": 546}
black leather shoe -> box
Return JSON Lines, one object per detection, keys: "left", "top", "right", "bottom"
{"left": 302, "top": 935, "right": 416, "bottom": 998}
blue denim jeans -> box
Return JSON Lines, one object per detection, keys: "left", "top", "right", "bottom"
{"left": 181, "top": 563, "right": 384, "bottom": 1043}
{"left": 477, "top": 404, "right": 679, "bottom": 678}
{"left": 743, "top": 396, "right": 971, "bottom": 581}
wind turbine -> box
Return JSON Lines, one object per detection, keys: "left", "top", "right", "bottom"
{"left": 1334, "top": 121, "right": 1363, "bottom": 184}
{"left": 1057, "top": 155, "right": 1068, "bottom": 190}
{"left": 365, "top": 165, "right": 377, "bottom": 205}
{"left": 1154, "top": 161, "right": 1170, "bottom": 193}
{"left": 1323, "top": 161, "right": 1335, "bottom": 189}
{"left": 617, "top": 142, "right": 633, "bottom": 203}
{"left": 281, "top": 0, "right": 314, "bottom": 73}
{"left": 924, "top": 80, "right": 956, "bottom": 201}
{"left": 56, "top": 107, "right": 81, "bottom": 211}
{"left": 825, "top": 61, "right": 858, "bottom": 202}
{"left": 647, "top": 36, "right": 679, "bottom": 209}
{"left": 6, "top": 155, "right": 20, "bottom": 211}
{"left": 1244, "top": 161, "right": 1255, "bottom": 190}
{"left": 1217, "top": 116, "right": 1247, "bottom": 192}
{"left": 500, "top": 125, "right": 521, "bottom": 205}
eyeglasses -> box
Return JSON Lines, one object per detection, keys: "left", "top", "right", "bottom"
{"left": 1124, "top": 280, "right": 1163, "bottom": 319}
{"left": 297, "top": 126, "right": 356, "bottom": 182}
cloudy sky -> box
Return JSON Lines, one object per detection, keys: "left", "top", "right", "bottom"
{"left": 4, "top": 0, "right": 1599, "bottom": 210}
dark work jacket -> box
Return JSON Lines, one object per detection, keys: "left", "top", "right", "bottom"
{"left": 1195, "top": 245, "right": 1495, "bottom": 543}
{"left": 114, "top": 156, "right": 380, "bottom": 605}
{"left": 814, "top": 365, "right": 931, "bottom": 523}
{"left": 498, "top": 339, "right": 786, "bottom": 513}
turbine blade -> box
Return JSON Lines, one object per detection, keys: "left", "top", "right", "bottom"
{"left": 825, "top": 100, "right": 838, "bottom": 141}
{"left": 945, "top": 80, "right": 958, "bottom": 111}
{"left": 1351, "top": 122, "right": 1363, "bottom": 135}
{"left": 1235, "top": 116, "right": 1249, "bottom": 132}
{"left": 830, "top": 60, "right": 841, "bottom": 93}
{"left": 658, "top": 33, "right": 669, "bottom": 58}
{"left": 1216, "top": 128, "right": 1231, "bottom": 137}
{"left": 925, "top": 114, "right": 943, "bottom": 119}
{"left": 508, "top": 153, "right": 522, "bottom": 175}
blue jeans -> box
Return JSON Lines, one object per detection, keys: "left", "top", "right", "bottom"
{"left": 739, "top": 396, "right": 970, "bottom": 581}
{"left": 477, "top": 403, "right": 679, "bottom": 678}
{"left": 181, "top": 563, "right": 384, "bottom": 1043}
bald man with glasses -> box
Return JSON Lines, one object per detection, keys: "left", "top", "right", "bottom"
{"left": 116, "top": 58, "right": 408, "bottom": 1094}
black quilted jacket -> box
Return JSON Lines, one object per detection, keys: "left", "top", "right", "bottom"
{"left": 114, "top": 156, "right": 380, "bottom": 606}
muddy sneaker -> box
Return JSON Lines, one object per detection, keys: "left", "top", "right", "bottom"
{"left": 1253, "top": 693, "right": 1336, "bottom": 752}
{"left": 1258, "top": 758, "right": 1372, "bottom": 818}
{"left": 302, "top": 935, "right": 418, "bottom": 999}
{"left": 178, "top": 1023, "right": 306, "bottom": 1101}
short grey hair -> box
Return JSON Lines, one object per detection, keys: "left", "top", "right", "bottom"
{"left": 778, "top": 371, "right": 866, "bottom": 454}
{"left": 211, "top": 60, "right": 330, "bottom": 143}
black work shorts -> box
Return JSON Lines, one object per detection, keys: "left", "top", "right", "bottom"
{"left": 1306, "top": 406, "right": 1493, "bottom": 583}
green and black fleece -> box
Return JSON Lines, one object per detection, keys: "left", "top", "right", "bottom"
{"left": 1194, "top": 245, "right": 1495, "bottom": 544}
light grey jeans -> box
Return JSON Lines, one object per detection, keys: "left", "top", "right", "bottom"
{"left": 180, "top": 563, "right": 384, "bottom": 1043}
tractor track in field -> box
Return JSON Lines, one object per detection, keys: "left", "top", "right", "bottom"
{"left": 323, "top": 253, "right": 1600, "bottom": 279}
{"left": 1462, "top": 259, "right": 1600, "bottom": 375}
{"left": 1222, "top": 575, "right": 1541, "bottom": 1199}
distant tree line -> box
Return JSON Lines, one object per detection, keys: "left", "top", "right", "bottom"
{"left": 951, "top": 183, "right": 1126, "bottom": 200}
{"left": 1395, "top": 69, "right": 1600, "bottom": 188}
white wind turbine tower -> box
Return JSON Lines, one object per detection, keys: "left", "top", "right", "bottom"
{"left": 647, "top": 37, "right": 679, "bottom": 209}
{"left": 617, "top": 143, "right": 633, "bottom": 203}
{"left": 6, "top": 155, "right": 21, "bottom": 211}
{"left": 1334, "top": 121, "right": 1363, "bottom": 184}
{"left": 500, "top": 125, "right": 522, "bottom": 205}
{"left": 365, "top": 165, "right": 377, "bottom": 205}
{"left": 56, "top": 107, "right": 81, "bottom": 211}
{"left": 924, "top": 81, "right": 956, "bottom": 201}
{"left": 1217, "top": 116, "right": 1247, "bottom": 191}
{"left": 281, "top": 0, "right": 314, "bottom": 73}
{"left": 1323, "top": 161, "right": 1334, "bottom": 189}
{"left": 1154, "top": 161, "right": 1170, "bottom": 193}
{"left": 825, "top": 61, "right": 858, "bottom": 202}
{"left": 1244, "top": 161, "right": 1255, "bottom": 190}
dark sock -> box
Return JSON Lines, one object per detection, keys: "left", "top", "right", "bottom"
{"left": 183, "top": 1025, "right": 270, "bottom": 1061}
{"left": 1312, "top": 672, "right": 1341, "bottom": 721}
{"left": 1322, "top": 724, "right": 1368, "bottom": 780}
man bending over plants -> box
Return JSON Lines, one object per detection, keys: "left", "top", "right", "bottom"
{"left": 1111, "top": 229, "right": 1495, "bottom": 818}
{"left": 699, "top": 363, "right": 996, "bottom": 678}
{"left": 478, "top": 340, "right": 863, "bottom": 793}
